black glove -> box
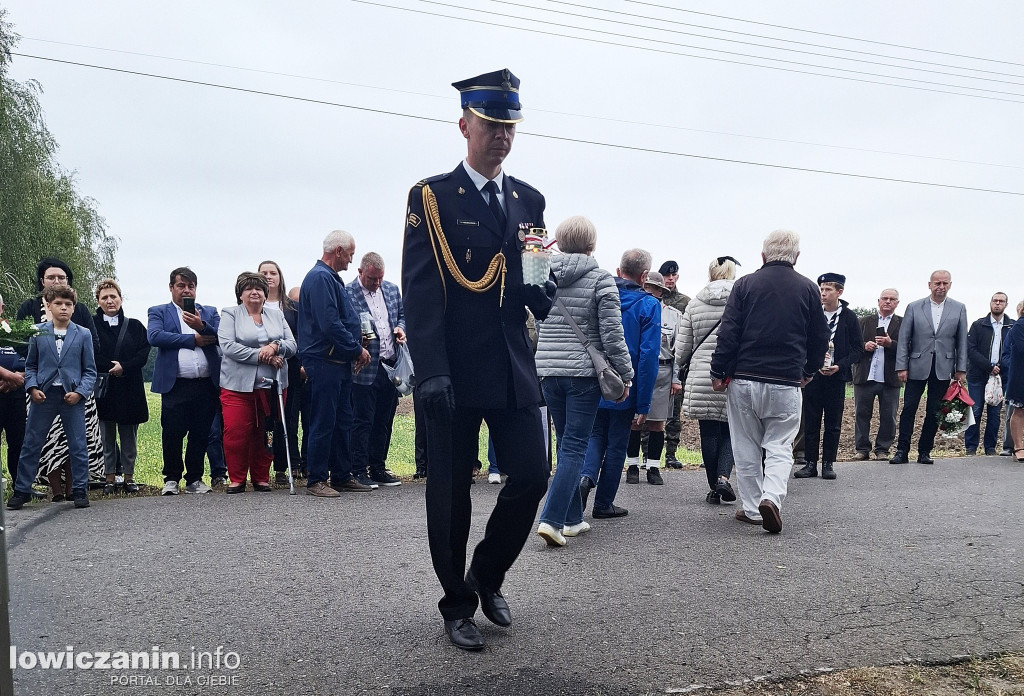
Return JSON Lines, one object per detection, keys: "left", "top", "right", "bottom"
{"left": 523, "top": 280, "right": 557, "bottom": 320}
{"left": 416, "top": 375, "right": 455, "bottom": 421}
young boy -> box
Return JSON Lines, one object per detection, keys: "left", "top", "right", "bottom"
{"left": 7, "top": 285, "right": 97, "bottom": 509}
{"left": 794, "top": 273, "right": 864, "bottom": 481}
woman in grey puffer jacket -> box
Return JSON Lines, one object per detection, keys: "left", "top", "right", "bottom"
{"left": 534, "top": 216, "right": 633, "bottom": 547}
{"left": 676, "top": 257, "right": 738, "bottom": 505}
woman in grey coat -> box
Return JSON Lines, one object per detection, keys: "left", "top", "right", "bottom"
{"left": 218, "top": 272, "right": 297, "bottom": 493}
{"left": 534, "top": 216, "right": 634, "bottom": 547}
{"left": 676, "top": 257, "right": 738, "bottom": 504}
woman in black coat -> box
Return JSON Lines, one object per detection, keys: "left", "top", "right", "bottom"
{"left": 16, "top": 257, "right": 104, "bottom": 498}
{"left": 93, "top": 279, "right": 150, "bottom": 493}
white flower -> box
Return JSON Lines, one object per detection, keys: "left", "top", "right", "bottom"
{"left": 945, "top": 411, "right": 963, "bottom": 423}
{"left": 0, "top": 319, "right": 10, "bottom": 333}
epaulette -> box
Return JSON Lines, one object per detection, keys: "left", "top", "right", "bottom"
{"left": 414, "top": 172, "right": 451, "bottom": 187}
{"left": 507, "top": 175, "right": 540, "bottom": 195}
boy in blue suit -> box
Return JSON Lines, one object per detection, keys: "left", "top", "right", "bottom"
{"left": 8, "top": 285, "right": 97, "bottom": 509}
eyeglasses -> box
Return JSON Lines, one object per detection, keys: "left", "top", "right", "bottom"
{"left": 44, "top": 274, "right": 68, "bottom": 282}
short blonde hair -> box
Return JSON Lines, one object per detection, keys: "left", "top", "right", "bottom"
{"left": 555, "top": 216, "right": 597, "bottom": 254}
{"left": 708, "top": 258, "right": 736, "bottom": 282}
{"left": 95, "top": 278, "right": 122, "bottom": 301}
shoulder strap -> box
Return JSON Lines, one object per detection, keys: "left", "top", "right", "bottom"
{"left": 684, "top": 317, "right": 723, "bottom": 368}
{"left": 113, "top": 317, "right": 130, "bottom": 360}
{"left": 555, "top": 297, "right": 591, "bottom": 347}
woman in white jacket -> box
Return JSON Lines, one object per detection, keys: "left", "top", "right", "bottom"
{"left": 676, "top": 257, "right": 738, "bottom": 504}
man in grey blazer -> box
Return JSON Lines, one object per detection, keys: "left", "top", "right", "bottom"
{"left": 891, "top": 270, "right": 968, "bottom": 464}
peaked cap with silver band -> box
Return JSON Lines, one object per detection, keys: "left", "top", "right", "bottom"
{"left": 452, "top": 68, "right": 523, "bottom": 124}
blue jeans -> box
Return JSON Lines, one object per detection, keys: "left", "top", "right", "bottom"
{"left": 965, "top": 380, "right": 1002, "bottom": 452}
{"left": 581, "top": 407, "right": 634, "bottom": 511}
{"left": 303, "top": 359, "right": 354, "bottom": 486}
{"left": 16, "top": 386, "right": 90, "bottom": 494}
{"left": 486, "top": 436, "right": 500, "bottom": 475}
{"left": 539, "top": 376, "right": 601, "bottom": 528}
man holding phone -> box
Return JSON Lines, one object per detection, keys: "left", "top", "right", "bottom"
{"left": 148, "top": 267, "right": 221, "bottom": 495}
{"left": 852, "top": 289, "right": 902, "bottom": 461}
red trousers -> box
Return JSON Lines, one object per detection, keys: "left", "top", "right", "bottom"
{"left": 220, "top": 388, "right": 284, "bottom": 485}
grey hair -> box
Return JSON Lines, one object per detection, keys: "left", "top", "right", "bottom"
{"left": 762, "top": 229, "right": 800, "bottom": 264}
{"left": 555, "top": 215, "right": 597, "bottom": 254}
{"left": 619, "top": 248, "right": 652, "bottom": 280}
{"left": 360, "top": 252, "right": 385, "bottom": 271}
{"left": 930, "top": 269, "right": 952, "bottom": 282}
{"left": 323, "top": 229, "right": 355, "bottom": 253}
{"left": 880, "top": 288, "right": 900, "bottom": 299}
{"left": 709, "top": 258, "right": 737, "bottom": 282}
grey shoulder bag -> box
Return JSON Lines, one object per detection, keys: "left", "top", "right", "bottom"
{"left": 555, "top": 297, "right": 625, "bottom": 401}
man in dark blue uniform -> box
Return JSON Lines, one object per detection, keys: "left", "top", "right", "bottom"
{"left": 402, "top": 69, "right": 555, "bottom": 651}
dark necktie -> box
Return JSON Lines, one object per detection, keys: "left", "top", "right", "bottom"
{"left": 484, "top": 180, "right": 506, "bottom": 232}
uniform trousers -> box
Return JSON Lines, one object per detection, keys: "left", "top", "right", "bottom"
{"left": 665, "top": 392, "right": 683, "bottom": 455}
{"left": 853, "top": 381, "right": 899, "bottom": 455}
{"left": 426, "top": 403, "right": 548, "bottom": 621}
{"left": 726, "top": 379, "right": 801, "bottom": 519}
{"left": 160, "top": 377, "right": 217, "bottom": 485}
{"left": 896, "top": 366, "right": 949, "bottom": 456}
{"left": 801, "top": 374, "right": 847, "bottom": 464}
{"left": 0, "top": 388, "right": 26, "bottom": 482}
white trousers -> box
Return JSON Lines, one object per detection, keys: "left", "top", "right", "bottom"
{"left": 725, "top": 379, "right": 802, "bottom": 518}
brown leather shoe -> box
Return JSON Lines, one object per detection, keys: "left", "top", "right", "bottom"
{"left": 758, "top": 499, "right": 783, "bottom": 534}
{"left": 853, "top": 451, "right": 869, "bottom": 461}
{"left": 306, "top": 481, "right": 341, "bottom": 498}
{"left": 735, "top": 509, "right": 760, "bottom": 525}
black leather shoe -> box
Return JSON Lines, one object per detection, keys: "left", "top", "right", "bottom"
{"left": 664, "top": 453, "right": 683, "bottom": 469}
{"left": 413, "top": 468, "right": 427, "bottom": 479}
{"left": 821, "top": 462, "right": 837, "bottom": 480}
{"left": 705, "top": 490, "right": 721, "bottom": 505}
{"left": 592, "top": 504, "right": 628, "bottom": 518}
{"left": 917, "top": 453, "right": 935, "bottom": 465}
{"left": 716, "top": 478, "right": 736, "bottom": 502}
{"left": 793, "top": 462, "right": 818, "bottom": 478}
{"left": 625, "top": 465, "right": 640, "bottom": 484}
{"left": 889, "top": 451, "right": 909, "bottom": 464}
{"left": 6, "top": 491, "right": 30, "bottom": 510}
{"left": 466, "top": 569, "right": 511, "bottom": 627}
{"left": 444, "top": 618, "right": 484, "bottom": 651}
{"left": 579, "top": 476, "right": 595, "bottom": 510}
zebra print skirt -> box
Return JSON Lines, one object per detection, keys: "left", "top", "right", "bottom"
{"left": 30, "top": 394, "right": 105, "bottom": 485}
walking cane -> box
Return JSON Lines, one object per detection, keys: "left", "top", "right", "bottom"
{"left": 274, "top": 368, "right": 296, "bottom": 495}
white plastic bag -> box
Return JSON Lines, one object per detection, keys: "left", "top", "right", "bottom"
{"left": 985, "top": 373, "right": 1004, "bottom": 406}
{"left": 383, "top": 342, "right": 415, "bottom": 397}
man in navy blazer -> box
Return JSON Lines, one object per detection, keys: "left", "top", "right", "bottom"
{"left": 148, "top": 267, "right": 221, "bottom": 495}
{"left": 891, "top": 270, "right": 969, "bottom": 464}
{"left": 8, "top": 285, "right": 96, "bottom": 509}
{"left": 347, "top": 252, "right": 406, "bottom": 488}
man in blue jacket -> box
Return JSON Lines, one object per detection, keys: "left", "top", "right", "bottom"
{"left": 580, "top": 249, "right": 661, "bottom": 519}
{"left": 299, "top": 230, "right": 371, "bottom": 497}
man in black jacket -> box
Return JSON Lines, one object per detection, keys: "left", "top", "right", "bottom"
{"left": 794, "top": 273, "right": 863, "bottom": 480}
{"left": 965, "top": 292, "right": 1014, "bottom": 455}
{"left": 711, "top": 230, "right": 829, "bottom": 534}
{"left": 852, "top": 289, "right": 902, "bottom": 460}
{"left": 402, "top": 69, "right": 555, "bottom": 651}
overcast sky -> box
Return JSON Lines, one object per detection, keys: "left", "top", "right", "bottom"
{"left": 5, "top": 0, "right": 1023, "bottom": 323}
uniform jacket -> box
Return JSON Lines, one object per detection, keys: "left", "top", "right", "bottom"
{"left": 298, "top": 260, "right": 362, "bottom": 366}
{"left": 710, "top": 261, "right": 829, "bottom": 386}
{"left": 677, "top": 279, "right": 733, "bottom": 422}
{"left": 966, "top": 314, "right": 1015, "bottom": 383}
{"left": 598, "top": 278, "right": 661, "bottom": 414}
{"left": 147, "top": 302, "right": 221, "bottom": 394}
{"left": 852, "top": 313, "right": 903, "bottom": 388}
{"left": 818, "top": 299, "right": 864, "bottom": 384}
{"left": 25, "top": 320, "right": 97, "bottom": 397}
{"left": 402, "top": 162, "right": 554, "bottom": 410}
{"left": 217, "top": 304, "right": 297, "bottom": 392}
{"left": 895, "top": 296, "right": 968, "bottom": 381}
{"left": 662, "top": 288, "right": 691, "bottom": 315}
{"left": 93, "top": 308, "right": 151, "bottom": 424}
{"left": 534, "top": 253, "right": 633, "bottom": 381}
{"left": 346, "top": 279, "right": 406, "bottom": 385}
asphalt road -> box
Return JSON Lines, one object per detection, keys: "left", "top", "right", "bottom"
{"left": 6, "top": 454, "right": 1024, "bottom": 695}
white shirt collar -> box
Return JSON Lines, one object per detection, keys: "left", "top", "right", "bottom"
{"left": 991, "top": 314, "right": 1003, "bottom": 326}
{"left": 930, "top": 298, "right": 945, "bottom": 308}
{"left": 462, "top": 160, "right": 502, "bottom": 193}
{"left": 102, "top": 314, "right": 119, "bottom": 326}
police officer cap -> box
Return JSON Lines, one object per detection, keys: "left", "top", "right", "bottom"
{"left": 817, "top": 272, "right": 846, "bottom": 285}
{"left": 658, "top": 260, "right": 679, "bottom": 276}
{"left": 453, "top": 68, "right": 523, "bottom": 124}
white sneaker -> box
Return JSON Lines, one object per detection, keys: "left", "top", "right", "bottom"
{"left": 161, "top": 481, "right": 179, "bottom": 496}
{"left": 562, "top": 521, "right": 591, "bottom": 537}
{"left": 537, "top": 523, "right": 566, "bottom": 547}
{"left": 184, "top": 480, "right": 212, "bottom": 494}
{"left": 488, "top": 472, "right": 502, "bottom": 484}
